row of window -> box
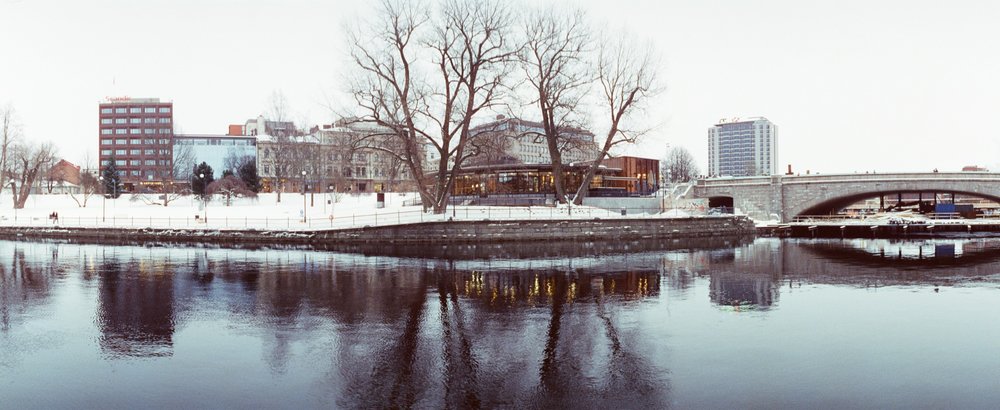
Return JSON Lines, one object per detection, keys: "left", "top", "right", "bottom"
{"left": 100, "top": 159, "right": 171, "bottom": 167}
{"left": 175, "top": 139, "right": 254, "bottom": 146}
{"left": 101, "top": 128, "right": 172, "bottom": 135}
{"left": 260, "top": 165, "right": 404, "bottom": 179}
{"left": 101, "top": 117, "right": 171, "bottom": 125}
{"left": 100, "top": 107, "right": 171, "bottom": 114}
{"left": 100, "top": 139, "right": 171, "bottom": 145}
{"left": 261, "top": 149, "right": 382, "bottom": 162}
{"left": 101, "top": 149, "right": 171, "bottom": 157}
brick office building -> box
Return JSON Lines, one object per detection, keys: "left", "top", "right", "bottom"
{"left": 98, "top": 97, "right": 174, "bottom": 192}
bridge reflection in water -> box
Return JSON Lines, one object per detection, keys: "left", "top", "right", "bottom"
{"left": 2, "top": 237, "right": 1000, "bottom": 408}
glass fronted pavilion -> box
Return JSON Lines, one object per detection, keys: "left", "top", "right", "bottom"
{"left": 449, "top": 157, "right": 660, "bottom": 198}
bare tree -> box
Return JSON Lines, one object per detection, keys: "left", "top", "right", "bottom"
{"left": 70, "top": 152, "right": 99, "bottom": 207}
{"left": 521, "top": 7, "right": 591, "bottom": 203}
{"left": 172, "top": 142, "right": 195, "bottom": 181}
{"left": 465, "top": 131, "right": 516, "bottom": 166}
{"left": 223, "top": 151, "right": 254, "bottom": 175}
{"left": 570, "top": 35, "right": 660, "bottom": 205}
{"left": 664, "top": 146, "right": 699, "bottom": 183}
{"left": 261, "top": 90, "right": 303, "bottom": 203}
{"left": 0, "top": 104, "right": 20, "bottom": 197}
{"left": 207, "top": 175, "right": 256, "bottom": 206}
{"left": 347, "top": 0, "right": 519, "bottom": 213}
{"left": 70, "top": 173, "right": 101, "bottom": 207}
{"left": 9, "top": 142, "right": 57, "bottom": 209}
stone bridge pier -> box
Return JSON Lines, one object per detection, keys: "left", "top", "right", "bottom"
{"left": 692, "top": 173, "right": 1000, "bottom": 222}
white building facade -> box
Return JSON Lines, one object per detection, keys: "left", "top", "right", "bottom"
{"left": 467, "top": 117, "right": 598, "bottom": 166}
{"left": 707, "top": 117, "right": 778, "bottom": 177}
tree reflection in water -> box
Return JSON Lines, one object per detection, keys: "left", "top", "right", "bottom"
{"left": 5, "top": 237, "right": 1000, "bottom": 407}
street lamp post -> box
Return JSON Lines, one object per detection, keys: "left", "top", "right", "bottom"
{"left": 199, "top": 173, "right": 207, "bottom": 223}
{"left": 10, "top": 181, "right": 16, "bottom": 224}
{"left": 98, "top": 176, "right": 106, "bottom": 222}
{"left": 301, "top": 170, "right": 307, "bottom": 223}
{"left": 666, "top": 169, "right": 673, "bottom": 212}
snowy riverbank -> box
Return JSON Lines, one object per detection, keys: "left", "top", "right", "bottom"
{"left": 0, "top": 192, "right": 699, "bottom": 232}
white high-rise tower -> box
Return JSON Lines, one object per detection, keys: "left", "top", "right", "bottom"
{"left": 707, "top": 117, "right": 778, "bottom": 177}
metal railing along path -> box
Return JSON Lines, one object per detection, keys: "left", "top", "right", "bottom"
{"left": 0, "top": 206, "right": 712, "bottom": 232}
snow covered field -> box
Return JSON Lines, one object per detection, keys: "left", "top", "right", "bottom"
{"left": 0, "top": 192, "right": 695, "bottom": 231}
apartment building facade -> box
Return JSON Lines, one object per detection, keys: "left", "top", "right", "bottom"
{"left": 707, "top": 116, "right": 778, "bottom": 177}
{"left": 98, "top": 97, "right": 174, "bottom": 191}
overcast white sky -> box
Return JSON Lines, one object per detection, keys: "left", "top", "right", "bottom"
{"left": 2, "top": 0, "right": 999, "bottom": 173}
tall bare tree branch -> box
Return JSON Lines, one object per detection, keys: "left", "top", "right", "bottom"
{"left": 521, "top": 7, "right": 592, "bottom": 203}
{"left": 570, "top": 35, "right": 660, "bottom": 205}
{"left": 346, "top": 0, "right": 518, "bottom": 213}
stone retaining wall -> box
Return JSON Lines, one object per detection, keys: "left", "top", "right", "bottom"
{"left": 314, "top": 216, "right": 754, "bottom": 243}
{"left": 0, "top": 216, "right": 754, "bottom": 246}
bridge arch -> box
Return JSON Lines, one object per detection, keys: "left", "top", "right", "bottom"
{"left": 693, "top": 173, "right": 1000, "bottom": 222}
{"left": 786, "top": 185, "right": 1000, "bottom": 219}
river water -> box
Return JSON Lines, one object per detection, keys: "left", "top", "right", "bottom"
{"left": 1, "top": 237, "right": 999, "bottom": 408}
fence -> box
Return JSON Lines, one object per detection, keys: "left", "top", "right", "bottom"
{"left": 791, "top": 212, "right": 987, "bottom": 223}
{"left": 0, "top": 206, "right": 709, "bottom": 232}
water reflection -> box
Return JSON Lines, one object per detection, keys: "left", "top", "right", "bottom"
{"left": 0, "top": 246, "right": 60, "bottom": 332}
{"left": 1, "top": 237, "right": 1000, "bottom": 407}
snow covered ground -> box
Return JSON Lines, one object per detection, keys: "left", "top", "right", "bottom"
{"left": 0, "top": 192, "right": 702, "bottom": 231}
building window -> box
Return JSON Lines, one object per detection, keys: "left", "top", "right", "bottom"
{"left": 114, "top": 118, "right": 126, "bottom": 124}
{"left": 144, "top": 118, "right": 156, "bottom": 124}
{"left": 129, "top": 129, "right": 141, "bottom": 134}
{"left": 158, "top": 118, "right": 170, "bottom": 124}
{"left": 130, "top": 139, "right": 141, "bottom": 144}
{"left": 115, "top": 160, "right": 126, "bottom": 166}
{"left": 144, "top": 160, "right": 156, "bottom": 166}
{"left": 115, "top": 129, "right": 127, "bottom": 135}
{"left": 144, "top": 149, "right": 154, "bottom": 155}
{"left": 129, "top": 160, "right": 140, "bottom": 166}
{"left": 129, "top": 107, "right": 141, "bottom": 114}
{"left": 101, "top": 149, "right": 112, "bottom": 155}
{"left": 101, "top": 129, "right": 112, "bottom": 135}
{"left": 115, "top": 149, "right": 126, "bottom": 155}
{"left": 144, "top": 129, "right": 155, "bottom": 134}
{"left": 115, "top": 139, "right": 127, "bottom": 145}
{"left": 158, "top": 139, "right": 169, "bottom": 144}
{"left": 144, "top": 107, "right": 156, "bottom": 113}
{"left": 101, "top": 108, "right": 113, "bottom": 114}
{"left": 159, "top": 107, "right": 171, "bottom": 113}
{"left": 100, "top": 119, "right": 112, "bottom": 125}
{"left": 158, "top": 129, "right": 170, "bottom": 134}
{"left": 129, "top": 150, "right": 140, "bottom": 155}
{"left": 114, "top": 108, "right": 126, "bottom": 114}
{"left": 100, "top": 160, "right": 110, "bottom": 166}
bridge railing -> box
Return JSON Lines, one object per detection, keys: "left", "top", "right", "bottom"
{"left": 698, "top": 172, "right": 1000, "bottom": 187}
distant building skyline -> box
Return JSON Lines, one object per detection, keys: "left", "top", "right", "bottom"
{"left": 707, "top": 117, "right": 778, "bottom": 177}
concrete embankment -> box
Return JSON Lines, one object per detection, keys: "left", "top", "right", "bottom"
{"left": 757, "top": 222, "right": 1000, "bottom": 238}
{"left": 0, "top": 216, "right": 754, "bottom": 246}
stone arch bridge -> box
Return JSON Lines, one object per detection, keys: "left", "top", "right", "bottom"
{"left": 692, "top": 173, "right": 1000, "bottom": 222}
